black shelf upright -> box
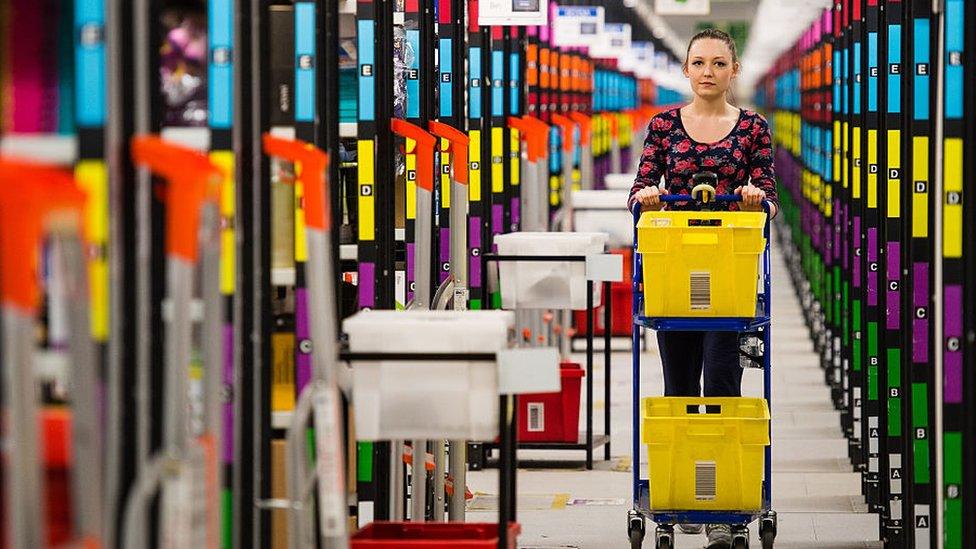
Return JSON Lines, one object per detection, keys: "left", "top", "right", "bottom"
{"left": 882, "top": 0, "right": 907, "bottom": 543}
{"left": 907, "top": 0, "right": 937, "bottom": 545}
{"left": 940, "top": 0, "right": 966, "bottom": 546}
{"left": 850, "top": 0, "right": 866, "bottom": 475}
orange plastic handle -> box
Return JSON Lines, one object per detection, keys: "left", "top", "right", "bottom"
{"left": 427, "top": 121, "right": 470, "bottom": 185}
{"left": 568, "top": 112, "right": 592, "bottom": 146}
{"left": 0, "top": 159, "right": 85, "bottom": 313}
{"left": 262, "top": 134, "right": 331, "bottom": 231}
{"left": 391, "top": 119, "right": 437, "bottom": 192}
{"left": 609, "top": 114, "right": 620, "bottom": 139}
{"left": 508, "top": 115, "right": 549, "bottom": 163}
{"left": 131, "top": 135, "right": 222, "bottom": 263}
{"left": 550, "top": 113, "right": 576, "bottom": 153}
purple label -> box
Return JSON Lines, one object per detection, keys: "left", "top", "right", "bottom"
{"left": 866, "top": 229, "right": 877, "bottom": 306}
{"left": 853, "top": 217, "right": 861, "bottom": 287}
{"left": 359, "top": 262, "right": 376, "bottom": 307}
{"left": 440, "top": 227, "right": 451, "bottom": 283}
{"left": 944, "top": 285, "right": 963, "bottom": 403}
{"left": 511, "top": 198, "right": 520, "bottom": 230}
{"left": 886, "top": 242, "right": 900, "bottom": 329}
{"left": 222, "top": 323, "right": 235, "bottom": 464}
{"left": 470, "top": 216, "right": 482, "bottom": 289}
{"left": 492, "top": 205, "right": 504, "bottom": 236}
{"left": 295, "top": 287, "right": 311, "bottom": 394}
{"left": 912, "top": 263, "right": 929, "bottom": 364}
{"left": 406, "top": 243, "right": 416, "bottom": 301}
{"left": 834, "top": 200, "right": 842, "bottom": 262}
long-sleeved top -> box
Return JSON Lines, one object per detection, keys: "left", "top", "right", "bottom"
{"left": 627, "top": 107, "right": 778, "bottom": 213}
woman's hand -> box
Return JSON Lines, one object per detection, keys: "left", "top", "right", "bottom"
{"left": 634, "top": 186, "right": 668, "bottom": 211}
{"left": 735, "top": 183, "right": 766, "bottom": 211}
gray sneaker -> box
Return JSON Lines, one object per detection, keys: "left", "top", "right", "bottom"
{"left": 705, "top": 524, "right": 732, "bottom": 549}
{"left": 677, "top": 523, "right": 704, "bottom": 534}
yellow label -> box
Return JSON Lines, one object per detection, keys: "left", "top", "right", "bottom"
{"left": 842, "top": 122, "right": 850, "bottom": 189}
{"left": 943, "top": 138, "right": 963, "bottom": 258}
{"left": 210, "top": 152, "right": 236, "bottom": 295}
{"left": 833, "top": 121, "right": 842, "bottom": 183}
{"left": 867, "top": 129, "right": 878, "bottom": 208}
{"left": 510, "top": 129, "right": 520, "bottom": 186}
{"left": 491, "top": 127, "right": 504, "bottom": 194}
{"left": 853, "top": 127, "right": 862, "bottom": 199}
{"left": 469, "top": 130, "right": 482, "bottom": 202}
{"left": 912, "top": 137, "right": 929, "bottom": 238}
{"left": 271, "top": 332, "right": 296, "bottom": 411}
{"left": 886, "top": 130, "right": 901, "bottom": 218}
{"left": 550, "top": 175, "right": 560, "bottom": 206}
{"left": 75, "top": 161, "right": 109, "bottom": 339}
{"left": 358, "top": 140, "right": 375, "bottom": 241}
{"left": 572, "top": 168, "right": 581, "bottom": 192}
{"left": 439, "top": 137, "right": 451, "bottom": 209}
{"left": 294, "top": 175, "right": 308, "bottom": 263}
{"left": 406, "top": 152, "right": 417, "bottom": 220}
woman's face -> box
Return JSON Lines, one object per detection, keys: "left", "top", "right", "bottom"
{"left": 683, "top": 38, "right": 739, "bottom": 100}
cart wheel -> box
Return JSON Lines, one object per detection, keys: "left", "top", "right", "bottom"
{"left": 731, "top": 527, "right": 750, "bottom": 549}
{"left": 760, "top": 530, "right": 775, "bottom": 549}
{"left": 629, "top": 528, "right": 645, "bottom": 549}
{"left": 654, "top": 526, "right": 674, "bottom": 549}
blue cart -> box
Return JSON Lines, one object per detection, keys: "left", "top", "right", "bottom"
{"left": 626, "top": 189, "right": 777, "bottom": 549}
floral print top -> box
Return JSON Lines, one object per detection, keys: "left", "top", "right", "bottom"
{"left": 627, "top": 107, "right": 778, "bottom": 212}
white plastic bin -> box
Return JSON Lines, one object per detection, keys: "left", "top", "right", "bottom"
{"left": 572, "top": 190, "right": 633, "bottom": 248}
{"left": 604, "top": 173, "right": 636, "bottom": 191}
{"left": 493, "top": 232, "right": 608, "bottom": 310}
{"left": 344, "top": 310, "right": 515, "bottom": 440}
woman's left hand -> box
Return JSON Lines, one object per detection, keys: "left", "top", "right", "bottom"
{"left": 735, "top": 183, "right": 766, "bottom": 211}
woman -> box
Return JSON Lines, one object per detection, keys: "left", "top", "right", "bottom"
{"left": 627, "top": 29, "right": 778, "bottom": 548}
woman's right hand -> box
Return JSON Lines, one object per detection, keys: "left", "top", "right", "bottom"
{"left": 634, "top": 186, "right": 668, "bottom": 211}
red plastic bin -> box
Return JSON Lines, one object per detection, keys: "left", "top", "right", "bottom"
{"left": 574, "top": 248, "right": 632, "bottom": 337}
{"left": 351, "top": 522, "right": 521, "bottom": 548}
{"left": 517, "top": 362, "right": 584, "bottom": 442}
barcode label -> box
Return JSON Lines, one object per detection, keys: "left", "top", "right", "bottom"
{"left": 690, "top": 271, "right": 711, "bottom": 310}
{"left": 695, "top": 461, "right": 717, "bottom": 501}
{"left": 528, "top": 403, "right": 545, "bottom": 432}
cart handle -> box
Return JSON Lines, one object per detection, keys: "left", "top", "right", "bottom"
{"left": 0, "top": 160, "right": 86, "bottom": 313}
{"left": 262, "top": 134, "right": 330, "bottom": 231}
{"left": 508, "top": 115, "right": 549, "bottom": 163}
{"left": 428, "top": 121, "right": 470, "bottom": 185}
{"left": 131, "top": 136, "right": 223, "bottom": 263}
{"left": 567, "top": 112, "right": 591, "bottom": 146}
{"left": 390, "top": 119, "right": 437, "bottom": 192}
{"left": 550, "top": 113, "right": 577, "bottom": 153}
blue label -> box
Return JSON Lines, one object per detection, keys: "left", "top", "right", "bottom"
{"left": 407, "top": 30, "right": 420, "bottom": 119}
{"left": 887, "top": 24, "right": 901, "bottom": 114}
{"left": 491, "top": 50, "right": 504, "bottom": 117}
{"left": 208, "top": 0, "right": 233, "bottom": 129}
{"left": 439, "top": 38, "right": 453, "bottom": 117}
{"left": 868, "top": 32, "right": 878, "bottom": 113}
{"left": 295, "top": 3, "right": 315, "bottom": 123}
{"left": 75, "top": 0, "right": 106, "bottom": 127}
{"left": 913, "top": 18, "right": 930, "bottom": 121}
{"left": 509, "top": 52, "right": 520, "bottom": 116}
{"left": 469, "top": 47, "right": 482, "bottom": 120}
{"left": 853, "top": 42, "right": 862, "bottom": 115}
{"left": 945, "top": 0, "right": 963, "bottom": 120}
{"left": 833, "top": 49, "right": 841, "bottom": 114}
{"left": 358, "top": 20, "right": 375, "bottom": 121}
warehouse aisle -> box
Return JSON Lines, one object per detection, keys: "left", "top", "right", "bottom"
{"left": 467, "top": 225, "right": 882, "bottom": 548}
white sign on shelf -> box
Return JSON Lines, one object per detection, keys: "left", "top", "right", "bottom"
{"left": 590, "top": 22, "right": 632, "bottom": 60}
{"left": 552, "top": 6, "right": 605, "bottom": 48}
{"left": 654, "top": 0, "right": 710, "bottom": 16}
{"left": 479, "top": 0, "right": 548, "bottom": 26}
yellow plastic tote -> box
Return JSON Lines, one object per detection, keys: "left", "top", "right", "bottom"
{"left": 642, "top": 397, "right": 770, "bottom": 512}
{"left": 636, "top": 211, "right": 766, "bottom": 318}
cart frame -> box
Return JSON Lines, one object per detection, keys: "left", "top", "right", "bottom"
{"left": 627, "top": 194, "right": 778, "bottom": 549}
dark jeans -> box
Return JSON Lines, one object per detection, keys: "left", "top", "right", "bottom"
{"left": 657, "top": 331, "right": 742, "bottom": 397}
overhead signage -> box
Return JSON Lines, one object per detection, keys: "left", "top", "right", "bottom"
{"left": 552, "top": 6, "right": 605, "bottom": 48}
{"left": 478, "top": 0, "right": 548, "bottom": 26}
{"left": 655, "top": 0, "right": 711, "bottom": 16}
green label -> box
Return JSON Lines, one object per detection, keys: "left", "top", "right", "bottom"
{"left": 944, "top": 433, "right": 963, "bottom": 547}
{"left": 868, "top": 365, "right": 878, "bottom": 401}
{"left": 358, "top": 442, "right": 374, "bottom": 482}
{"left": 913, "top": 439, "right": 930, "bottom": 484}
{"left": 912, "top": 383, "right": 928, "bottom": 428}
{"left": 470, "top": 298, "right": 482, "bottom": 310}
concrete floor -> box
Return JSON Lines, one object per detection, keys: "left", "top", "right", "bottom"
{"left": 466, "top": 227, "right": 883, "bottom": 548}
